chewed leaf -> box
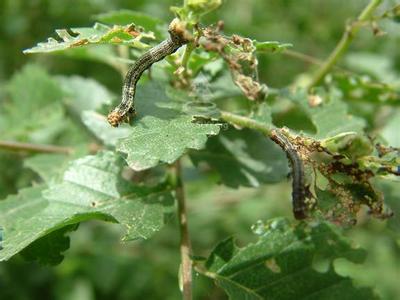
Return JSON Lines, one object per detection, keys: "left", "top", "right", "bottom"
{"left": 94, "top": 10, "right": 165, "bottom": 37}
{"left": 202, "top": 218, "right": 378, "bottom": 300}
{"left": 24, "top": 22, "right": 154, "bottom": 54}
{"left": 20, "top": 225, "right": 77, "bottom": 266}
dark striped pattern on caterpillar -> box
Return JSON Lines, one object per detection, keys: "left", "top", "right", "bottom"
{"left": 270, "top": 129, "right": 308, "bottom": 219}
{"left": 108, "top": 19, "right": 190, "bottom": 127}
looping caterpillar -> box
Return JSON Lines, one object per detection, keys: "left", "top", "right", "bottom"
{"left": 108, "top": 18, "right": 190, "bottom": 127}
{"left": 270, "top": 129, "right": 308, "bottom": 220}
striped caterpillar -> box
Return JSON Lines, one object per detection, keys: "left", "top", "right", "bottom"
{"left": 270, "top": 129, "right": 308, "bottom": 219}
{"left": 108, "top": 19, "right": 190, "bottom": 127}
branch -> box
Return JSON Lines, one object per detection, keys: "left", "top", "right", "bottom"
{"left": 0, "top": 140, "right": 73, "bottom": 154}
{"left": 308, "top": 0, "right": 382, "bottom": 89}
{"left": 172, "top": 160, "right": 193, "bottom": 300}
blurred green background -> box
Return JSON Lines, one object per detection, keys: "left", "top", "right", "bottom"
{"left": 0, "top": 0, "right": 399, "bottom": 299}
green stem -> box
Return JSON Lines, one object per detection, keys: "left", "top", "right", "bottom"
{"left": 181, "top": 43, "right": 195, "bottom": 71}
{"left": 220, "top": 111, "right": 272, "bottom": 136}
{"left": 116, "top": 45, "right": 130, "bottom": 77}
{"left": 0, "top": 140, "right": 73, "bottom": 154}
{"left": 308, "top": 0, "right": 382, "bottom": 89}
{"left": 172, "top": 160, "right": 193, "bottom": 300}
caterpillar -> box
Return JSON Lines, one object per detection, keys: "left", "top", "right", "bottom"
{"left": 108, "top": 19, "right": 190, "bottom": 127}
{"left": 270, "top": 129, "right": 308, "bottom": 219}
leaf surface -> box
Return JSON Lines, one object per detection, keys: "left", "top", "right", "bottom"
{"left": 285, "top": 88, "right": 365, "bottom": 138}
{"left": 0, "top": 151, "right": 174, "bottom": 262}
{"left": 94, "top": 82, "right": 221, "bottom": 170}
{"left": 24, "top": 23, "right": 154, "bottom": 54}
{"left": 190, "top": 128, "right": 288, "bottom": 188}
{"left": 202, "top": 218, "right": 378, "bottom": 300}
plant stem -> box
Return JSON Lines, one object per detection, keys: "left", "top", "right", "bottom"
{"left": 284, "top": 49, "right": 325, "bottom": 66}
{"left": 308, "top": 0, "right": 382, "bottom": 89}
{"left": 116, "top": 45, "right": 130, "bottom": 77}
{"left": 0, "top": 140, "right": 73, "bottom": 154}
{"left": 220, "top": 110, "right": 272, "bottom": 136}
{"left": 182, "top": 43, "right": 195, "bottom": 72}
{"left": 173, "top": 160, "right": 193, "bottom": 300}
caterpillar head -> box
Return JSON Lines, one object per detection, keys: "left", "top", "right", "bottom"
{"left": 107, "top": 111, "right": 124, "bottom": 127}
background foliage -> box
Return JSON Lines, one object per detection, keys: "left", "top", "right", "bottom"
{"left": 0, "top": 0, "right": 399, "bottom": 299}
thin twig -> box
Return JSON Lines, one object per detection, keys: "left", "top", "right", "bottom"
{"left": 0, "top": 140, "right": 73, "bottom": 154}
{"left": 283, "top": 49, "right": 326, "bottom": 67}
{"left": 116, "top": 45, "right": 130, "bottom": 77}
{"left": 283, "top": 49, "right": 349, "bottom": 74}
{"left": 308, "top": 0, "right": 383, "bottom": 89}
{"left": 181, "top": 43, "right": 195, "bottom": 73}
{"left": 173, "top": 159, "right": 193, "bottom": 300}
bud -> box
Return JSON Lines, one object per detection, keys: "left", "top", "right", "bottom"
{"left": 186, "top": 0, "right": 222, "bottom": 16}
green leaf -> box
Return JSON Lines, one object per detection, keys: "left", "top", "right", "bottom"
{"left": 0, "top": 226, "right": 3, "bottom": 250}
{"left": 285, "top": 88, "right": 365, "bottom": 139}
{"left": 110, "top": 83, "right": 221, "bottom": 171}
{"left": 190, "top": 128, "right": 288, "bottom": 188}
{"left": 53, "top": 44, "right": 136, "bottom": 69}
{"left": 23, "top": 22, "right": 154, "bottom": 54}
{"left": 2, "top": 64, "right": 66, "bottom": 143}
{"left": 6, "top": 64, "right": 63, "bottom": 110}
{"left": 202, "top": 218, "right": 378, "bottom": 300}
{"left": 381, "top": 110, "right": 400, "bottom": 147}
{"left": 345, "top": 52, "right": 399, "bottom": 85}
{"left": 82, "top": 111, "right": 131, "bottom": 147}
{"left": 58, "top": 76, "right": 114, "bottom": 113}
{"left": 254, "top": 41, "right": 293, "bottom": 53}
{"left": 20, "top": 224, "right": 77, "bottom": 265}
{"left": 94, "top": 10, "right": 165, "bottom": 38}
{"left": 378, "top": 180, "right": 400, "bottom": 232}
{"left": 171, "top": 0, "right": 222, "bottom": 24}
{"left": 0, "top": 151, "right": 174, "bottom": 262}
{"left": 118, "top": 114, "right": 220, "bottom": 170}
{"left": 24, "top": 153, "right": 71, "bottom": 183}
{"left": 329, "top": 73, "right": 400, "bottom": 106}
{"left": 320, "top": 132, "right": 373, "bottom": 160}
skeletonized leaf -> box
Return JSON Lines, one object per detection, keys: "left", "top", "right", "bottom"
{"left": 202, "top": 218, "right": 378, "bottom": 300}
